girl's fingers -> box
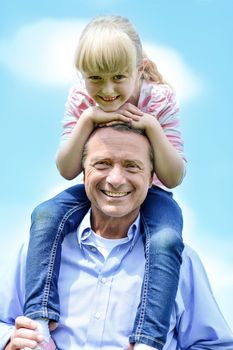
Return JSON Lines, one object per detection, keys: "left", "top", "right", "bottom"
{"left": 115, "top": 111, "right": 140, "bottom": 121}
{"left": 120, "top": 103, "right": 143, "bottom": 116}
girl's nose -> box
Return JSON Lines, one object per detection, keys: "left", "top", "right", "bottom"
{"left": 101, "top": 81, "right": 115, "bottom": 95}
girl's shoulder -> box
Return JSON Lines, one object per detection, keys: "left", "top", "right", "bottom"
{"left": 67, "top": 79, "right": 95, "bottom": 106}
{"left": 141, "top": 80, "right": 175, "bottom": 100}
{"left": 68, "top": 78, "right": 88, "bottom": 97}
{"left": 139, "top": 80, "right": 177, "bottom": 111}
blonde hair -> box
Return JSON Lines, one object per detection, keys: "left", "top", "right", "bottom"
{"left": 75, "top": 15, "right": 167, "bottom": 84}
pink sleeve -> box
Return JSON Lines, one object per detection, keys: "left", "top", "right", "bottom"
{"left": 60, "top": 84, "right": 95, "bottom": 143}
{"left": 142, "top": 84, "right": 186, "bottom": 162}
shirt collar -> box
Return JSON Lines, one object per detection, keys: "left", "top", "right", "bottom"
{"left": 76, "top": 209, "right": 140, "bottom": 249}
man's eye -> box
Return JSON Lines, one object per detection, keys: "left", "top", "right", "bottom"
{"left": 94, "top": 162, "right": 111, "bottom": 169}
{"left": 125, "top": 164, "right": 140, "bottom": 172}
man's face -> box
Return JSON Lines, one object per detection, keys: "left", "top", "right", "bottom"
{"left": 83, "top": 128, "right": 153, "bottom": 223}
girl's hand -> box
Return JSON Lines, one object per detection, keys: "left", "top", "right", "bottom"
{"left": 83, "top": 103, "right": 143, "bottom": 127}
{"left": 130, "top": 112, "right": 156, "bottom": 131}
{"left": 6, "top": 316, "right": 43, "bottom": 349}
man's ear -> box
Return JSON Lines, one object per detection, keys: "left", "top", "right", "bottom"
{"left": 149, "top": 175, "right": 153, "bottom": 188}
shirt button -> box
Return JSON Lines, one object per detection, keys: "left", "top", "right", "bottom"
{"left": 101, "top": 277, "right": 107, "bottom": 284}
{"left": 95, "top": 312, "right": 101, "bottom": 319}
{"left": 91, "top": 247, "right": 97, "bottom": 252}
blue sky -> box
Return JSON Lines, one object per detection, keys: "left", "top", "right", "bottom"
{"left": 1, "top": 0, "right": 233, "bottom": 330}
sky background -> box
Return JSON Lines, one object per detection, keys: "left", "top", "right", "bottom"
{"left": 1, "top": 0, "right": 233, "bottom": 331}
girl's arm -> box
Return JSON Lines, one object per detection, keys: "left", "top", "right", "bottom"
{"left": 56, "top": 109, "right": 94, "bottom": 180}
{"left": 136, "top": 83, "right": 186, "bottom": 188}
{"left": 56, "top": 103, "right": 143, "bottom": 180}
{"left": 142, "top": 114, "right": 185, "bottom": 188}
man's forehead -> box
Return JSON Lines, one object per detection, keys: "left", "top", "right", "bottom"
{"left": 89, "top": 127, "right": 147, "bottom": 146}
{"left": 86, "top": 127, "right": 151, "bottom": 161}
{"left": 90, "top": 154, "right": 144, "bottom": 164}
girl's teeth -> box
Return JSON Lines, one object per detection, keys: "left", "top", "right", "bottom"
{"left": 102, "top": 97, "right": 117, "bottom": 101}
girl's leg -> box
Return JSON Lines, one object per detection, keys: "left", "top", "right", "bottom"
{"left": 24, "top": 184, "right": 90, "bottom": 322}
{"left": 129, "top": 186, "right": 184, "bottom": 349}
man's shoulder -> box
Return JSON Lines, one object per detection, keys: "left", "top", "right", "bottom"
{"left": 180, "top": 245, "right": 209, "bottom": 285}
{"left": 183, "top": 244, "right": 200, "bottom": 259}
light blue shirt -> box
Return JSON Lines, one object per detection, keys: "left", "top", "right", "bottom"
{"left": 0, "top": 212, "right": 233, "bottom": 349}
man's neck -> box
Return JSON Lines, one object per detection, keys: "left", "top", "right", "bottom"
{"left": 90, "top": 209, "right": 139, "bottom": 239}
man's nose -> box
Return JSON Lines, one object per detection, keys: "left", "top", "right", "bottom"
{"left": 106, "top": 166, "right": 126, "bottom": 187}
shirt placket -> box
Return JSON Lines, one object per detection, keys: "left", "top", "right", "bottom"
{"left": 84, "top": 243, "right": 132, "bottom": 349}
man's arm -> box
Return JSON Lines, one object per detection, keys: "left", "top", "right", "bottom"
{"left": 176, "top": 246, "right": 233, "bottom": 349}
{"left": 0, "top": 244, "right": 27, "bottom": 348}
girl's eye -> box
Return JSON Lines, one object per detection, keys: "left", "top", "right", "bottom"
{"left": 113, "top": 75, "right": 126, "bottom": 81}
{"left": 88, "top": 76, "right": 102, "bottom": 81}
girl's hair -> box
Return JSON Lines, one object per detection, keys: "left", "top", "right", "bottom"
{"left": 75, "top": 15, "right": 166, "bottom": 84}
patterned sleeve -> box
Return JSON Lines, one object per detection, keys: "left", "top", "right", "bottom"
{"left": 60, "top": 83, "right": 95, "bottom": 144}
{"left": 140, "top": 83, "right": 186, "bottom": 163}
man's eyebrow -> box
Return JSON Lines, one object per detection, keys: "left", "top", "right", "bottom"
{"left": 90, "top": 156, "right": 111, "bottom": 162}
{"left": 124, "top": 159, "right": 144, "bottom": 165}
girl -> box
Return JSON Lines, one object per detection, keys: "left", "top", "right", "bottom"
{"left": 24, "top": 15, "right": 186, "bottom": 350}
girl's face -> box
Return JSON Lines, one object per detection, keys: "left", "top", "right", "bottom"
{"left": 82, "top": 67, "right": 142, "bottom": 112}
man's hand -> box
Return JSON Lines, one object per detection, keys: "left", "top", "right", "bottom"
{"left": 5, "top": 316, "right": 43, "bottom": 349}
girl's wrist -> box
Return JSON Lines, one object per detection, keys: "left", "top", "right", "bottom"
{"left": 80, "top": 108, "right": 95, "bottom": 129}
{"left": 144, "top": 114, "right": 161, "bottom": 135}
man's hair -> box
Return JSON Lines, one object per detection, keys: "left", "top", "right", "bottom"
{"left": 81, "top": 124, "right": 154, "bottom": 175}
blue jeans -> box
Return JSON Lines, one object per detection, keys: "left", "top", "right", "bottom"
{"left": 129, "top": 186, "right": 183, "bottom": 349}
{"left": 24, "top": 184, "right": 183, "bottom": 350}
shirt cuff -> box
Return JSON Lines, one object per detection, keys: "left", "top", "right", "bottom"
{"left": 0, "top": 326, "right": 14, "bottom": 349}
{"left": 134, "top": 344, "right": 158, "bottom": 350}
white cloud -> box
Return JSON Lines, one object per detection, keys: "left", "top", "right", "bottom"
{"left": 0, "top": 19, "right": 88, "bottom": 85}
{"left": 144, "top": 43, "right": 203, "bottom": 103}
{"left": 0, "top": 19, "right": 203, "bottom": 102}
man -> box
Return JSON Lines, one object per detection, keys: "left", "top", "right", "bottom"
{"left": 0, "top": 125, "right": 233, "bottom": 350}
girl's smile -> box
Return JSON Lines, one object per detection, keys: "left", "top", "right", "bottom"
{"left": 82, "top": 70, "right": 142, "bottom": 112}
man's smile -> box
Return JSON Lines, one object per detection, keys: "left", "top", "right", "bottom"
{"left": 101, "top": 190, "right": 130, "bottom": 198}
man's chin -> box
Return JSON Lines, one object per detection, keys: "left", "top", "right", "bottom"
{"left": 97, "top": 205, "right": 137, "bottom": 219}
